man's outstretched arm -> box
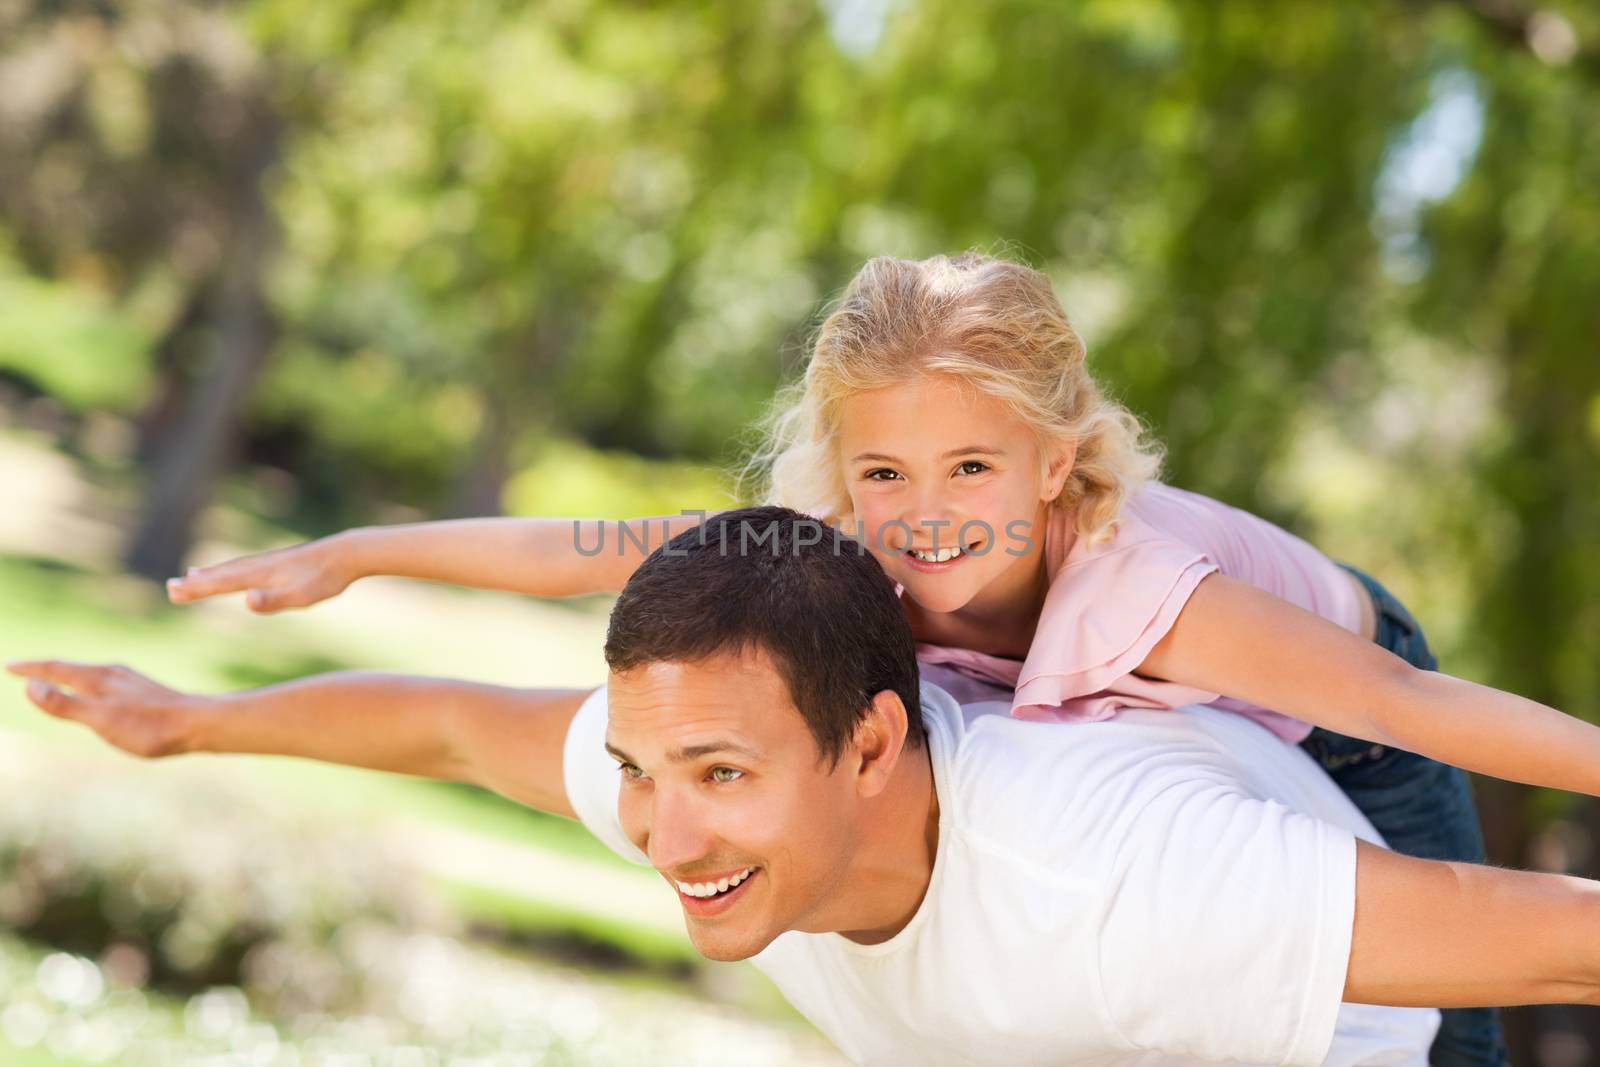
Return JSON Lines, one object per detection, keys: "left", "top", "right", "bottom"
{"left": 6, "top": 660, "right": 590, "bottom": 818}
{"left": 1346, "top": 839, "right": 1600, "bottom": 1007}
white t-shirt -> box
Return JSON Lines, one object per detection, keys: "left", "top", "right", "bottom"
{"left": 563, "top": 678, "right": 1440, "bottom": 1066}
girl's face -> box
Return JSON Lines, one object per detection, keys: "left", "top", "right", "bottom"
{"left": 835, "top": 373, "right": 1070, "bottom": 617}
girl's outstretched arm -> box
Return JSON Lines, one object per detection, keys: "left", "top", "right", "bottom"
{"left": 166, "top": 513, "right": 712, "bottom": 612}
{"left": 1139, "top": 573, "right": 1600, "bottom": 796}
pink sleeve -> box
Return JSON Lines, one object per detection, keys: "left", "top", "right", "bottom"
{"left": 1011, "top": 533, "right": 1222, "bottom": 724}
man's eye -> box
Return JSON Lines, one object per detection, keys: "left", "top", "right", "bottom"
{"left": 957, "top": 460, "right": 990, "bottom": 475}
{"left": 617, "top": 763, "right": 646, "bottom": 781}
{"left": 709, "top": 767, "right": 744, "bottom": 784}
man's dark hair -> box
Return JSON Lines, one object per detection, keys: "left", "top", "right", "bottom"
{"left": 604, "top": 506, "right": 925, "bottom": 763}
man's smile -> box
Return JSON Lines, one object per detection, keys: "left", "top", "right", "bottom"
{"left": 674, "top": 865, "right": 761, "bottom": 916}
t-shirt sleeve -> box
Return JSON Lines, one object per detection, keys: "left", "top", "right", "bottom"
{"left": 561, "top": 684, "right": 650, "bottom": 866}
{"left": 1092, "top": 776, "right": 1357, "bottom": 1066}
{"left": 1013, "top": 528, "right": 1221, "bottom": 722}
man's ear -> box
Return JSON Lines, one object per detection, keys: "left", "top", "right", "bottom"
{"left": 851, "top": 689, "right": 912, "bottom": 798}
{"left": 1044, "top": 439, "right": 1078, "bottom": 502}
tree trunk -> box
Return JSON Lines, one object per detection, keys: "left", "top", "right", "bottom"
{"left": 447, "top": 393, "right": 514, "bottom": 519}
{"left": 123, "top": 108, "right": 280, "bottom": 580}
{"left": 445, "top": 303, "right": 572, "bottom": 518}
{"left": 132, "top": 281, "right": 214, "bottom": 466}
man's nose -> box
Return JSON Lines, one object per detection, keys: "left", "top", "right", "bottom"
{"left": 645, "top": 788, "right": 715, "bottom": 875}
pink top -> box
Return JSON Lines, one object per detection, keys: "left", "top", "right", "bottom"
{"left": 910, "top": 482, "right": 1367, "bottom": 743}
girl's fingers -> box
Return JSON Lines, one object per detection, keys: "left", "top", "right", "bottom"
{"left": 7, "top": 659, "right": 113, "bottom": 695}
{"left": 167, "top": 564, "right": 255, "bottom": 601}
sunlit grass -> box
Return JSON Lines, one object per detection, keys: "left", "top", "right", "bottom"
{"left": 0, "top": 1042, "right": 101, "bottom": 1067}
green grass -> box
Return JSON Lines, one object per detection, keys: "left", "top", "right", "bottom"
{"left": 0, "top": 549, "right": 669, "bottom": 961}
{"left": 0, "top": 551, "right": 629, "bottom": 865}
{"left": 0, "top": 1042, "right": 101, "bottom": 1067}
{"left": 434, "top": 881, "right": 816, "bottom": 1027}
{"left": 440, "top": 878, "right": 699, "bottom": 973}
{"left": 0, "top": 553, "right": 306, "bottom": 704}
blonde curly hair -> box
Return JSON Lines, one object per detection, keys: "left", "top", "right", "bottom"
{"left": 742, "top": 251, "right": 1163, "bottom": 545}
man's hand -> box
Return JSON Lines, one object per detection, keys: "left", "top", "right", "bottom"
{"left": 7, "top": 660, "right": 206, "bottom": 758}
{"left": 8, "top": 660, "right": 589, "bottom": 818}
{"left": 165, "top": 534, "right": 358, "bottom": 613}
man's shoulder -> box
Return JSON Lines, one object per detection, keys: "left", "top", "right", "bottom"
{"left": 922, "top": 685, "right": 1285, "bottom": 864}
{"left": 925, "top": 682, "right": 1250, "bottom": 791}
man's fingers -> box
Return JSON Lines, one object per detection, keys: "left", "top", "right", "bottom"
{"left": 7, "top": 659, "right": 115, "bottom": 695}
{"left": 23, "top": 679, "right": 87, "bottom": 720}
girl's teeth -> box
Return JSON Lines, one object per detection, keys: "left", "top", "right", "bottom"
{"left": 911, "top": 546, "right": 962, "bottom": 563}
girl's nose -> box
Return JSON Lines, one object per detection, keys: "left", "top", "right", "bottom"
{"left": 900, "top": 491, "right": 959, "bottom": 543}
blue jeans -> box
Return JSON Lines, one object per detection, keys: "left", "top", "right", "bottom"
{"left": 1297, "top": 565, "right": 1508, "bottom": 1067}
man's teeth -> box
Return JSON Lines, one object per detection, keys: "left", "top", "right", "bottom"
{"left": 909, "top": 545, "right": 963, "bottom": 563}
{"left": 678, "top": 866, "right": 756, "bottom": 899}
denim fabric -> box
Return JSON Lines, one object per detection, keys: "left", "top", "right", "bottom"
{"left": 1296, "top": 565, "right": 1508, "bottom": 1067}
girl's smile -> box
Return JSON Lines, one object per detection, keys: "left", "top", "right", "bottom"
{"left": 903, "top": 540, "right": 977, "bottom": 571}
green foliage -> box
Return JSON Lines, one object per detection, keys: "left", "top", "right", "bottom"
{"left": 1408, "top": 24, "right": 1600, "bottom": 719}
{"left": 0, "top": 271, "right": 151, "bottom": 412}
{"left": 504, "top": 437, "right": 735, "bottom": 520}
{"left": 3, "top": 0, "right": 1596, "bottom": 687}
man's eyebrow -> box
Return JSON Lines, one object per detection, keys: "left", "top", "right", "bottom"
{"left": 604, "top": 740, "right": 763, "bottom": 764}
{"left": 850, "top": 445, "right": 1005, "bottom": 463}
{"left": 669, "top": 740, "right": 763, "bottom": 763}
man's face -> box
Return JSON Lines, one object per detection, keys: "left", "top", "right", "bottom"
{"left": 605, "top": 648, "right": 864, "bottom": 962}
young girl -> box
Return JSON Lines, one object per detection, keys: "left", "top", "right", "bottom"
{"left": 175, "top": 252, "right": 1585, "bottom": 1066}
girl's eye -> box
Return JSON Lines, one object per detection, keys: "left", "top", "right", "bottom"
{"left": 863, "top": 469, "right": 901, "bottom": 482}
{"left": 956, "top": 460, "right": 990, "bottom": 476}
{"left": 709, "top": 766, "right": 744, "bottom": 784}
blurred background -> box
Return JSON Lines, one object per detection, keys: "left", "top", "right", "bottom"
{"left": 0, "top": 0, "right": 1597, "bottom": 1063}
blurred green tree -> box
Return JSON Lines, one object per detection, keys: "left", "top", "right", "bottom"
{"left": 3, "top": 4, "right": 1599, "bottom": 1050}
{"left": 0, "top": 0, "right": 293, "bottom": 577}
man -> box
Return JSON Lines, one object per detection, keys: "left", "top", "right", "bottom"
{"left": 12, "top": 506, "right": 1600, "bottom": 1066}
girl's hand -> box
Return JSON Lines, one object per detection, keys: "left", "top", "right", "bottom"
{"left": 7, "top": 660, "right": 206, "bottom": 759}
{"left": 165, "top": 535, "right": 359, "bottom": 613}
